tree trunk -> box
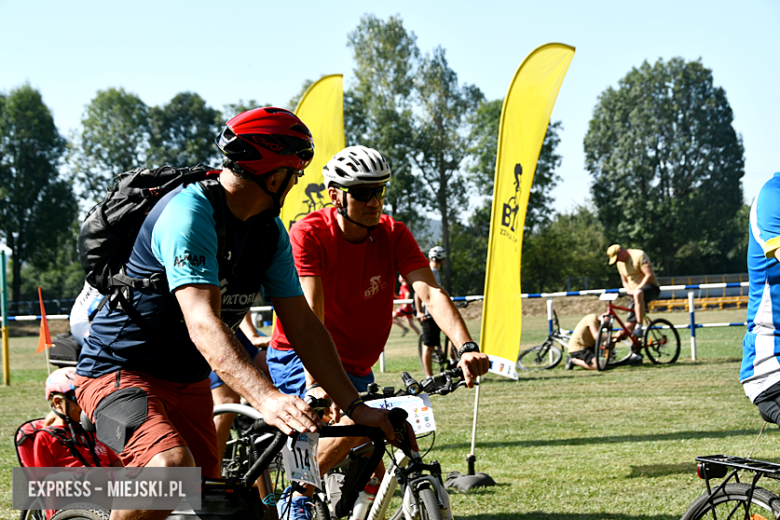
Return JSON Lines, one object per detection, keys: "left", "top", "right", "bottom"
{"left": 439, "top": 171, "right": 452, "bottom": 294}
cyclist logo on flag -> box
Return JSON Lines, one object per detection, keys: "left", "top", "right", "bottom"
{"left": 500, "top": 163, "right": 522, "bottom": 235}
{"left": 289, "top": 183, "right": 333, "bottom": 228}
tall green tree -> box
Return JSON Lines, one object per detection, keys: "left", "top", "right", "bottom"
{"left": 585, "top": 57, "right": 745, "bottom": 276}
{"left": 521, "top": 206, "right": 614, "bottom": 293}
{"left": 69, "top": 88, "right": 150, "bottom": 203}
{"left": 223, "top": 100, "right": 265, "bottom": 121}
{"left": 0, "top": 85, "right": 77, "bottom": 300}
{"left": 148, "top": 92, "right": 222, "bottom": 168}
{"left": 411, "top": 47, "right": 483, "bottom": 291}
{"left": 345, "top": 14, "right": 425, "bottom": 234}
{"left": 467, "top": 98, "right": 563, "bottom": 234}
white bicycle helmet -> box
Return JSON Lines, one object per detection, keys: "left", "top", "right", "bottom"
{"left": 322, "top": 146, "right": 391, "bottom": 189}
{"left": 429, "top": 246, "right": 447, "bottom": 261}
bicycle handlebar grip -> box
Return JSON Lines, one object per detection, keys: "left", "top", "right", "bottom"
{"left": 387, "top": 407, "right": 408, "bottom": 430}
{"left": 251, "top": 417, "right": 269, "bottom": 432}
{"left": 304, "top": 395, "right": 331, "bottom": 411}
{"left": 400, "top": 372, "right": 421, "bottom": 395}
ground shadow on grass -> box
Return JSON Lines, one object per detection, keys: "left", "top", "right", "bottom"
{"left": 628, "top": 462, "right": 694, "bottom": 478}
{"left": 458, "top": 513, "right": 678, "bottom": 520}
{"left": 436, "top": 428, "right": 759, "bottom": 451}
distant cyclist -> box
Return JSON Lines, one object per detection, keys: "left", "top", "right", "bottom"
{"left": 606, "top": 244, "right": 660, "bottom": 348}
{"left": 392, "top": 274, "right": 419, "bottom": 337}
{"left": 267, "top": 145, "right": 489, "bottom": 520}
{"left": 415, "top": 246, "right": 458, "bottom": 376}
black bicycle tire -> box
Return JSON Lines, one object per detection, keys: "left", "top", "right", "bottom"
{"left": 680, "top": 483, "right": 780, "bottom": 519}
{"left": 643, "top": 318, "right": 681, "bottom": 364}
{"left": 595, "top": 319, "right": 612, "bottom": 371}
{"left": 609, "top": 338, "right": 635, "bottom": 366}
{"left": 49, "top": 505, "right": 110, "bottom": 520}
{"left": 418, "top": 487, "right": 443, "bottom": 520}
{"left": 312, "top": 494, "right": 331, "bottom": 520}
{"left": 19, "top": 510, "right": 46, "bottom": 520}
{"left": 516, "top": 340, "right": 562, "bottom": 371}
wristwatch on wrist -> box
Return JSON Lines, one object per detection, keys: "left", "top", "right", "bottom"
{"left": 458, "top": 341, "right": 480, "bottom": 358}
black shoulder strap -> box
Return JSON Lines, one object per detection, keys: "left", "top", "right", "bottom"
{"left": 199, "top": 178, "right": 233, "bottom": 274}
{"left": 42, "top": 427, "right": 102, "bottom": 468}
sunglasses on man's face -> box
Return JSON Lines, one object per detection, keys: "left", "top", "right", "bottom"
{"left": 337, "top": 185, "right": 387, "bottom": 202}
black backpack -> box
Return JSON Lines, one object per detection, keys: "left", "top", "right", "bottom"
{"left": 78, "top": 164, "right": 228, "bottom": 329}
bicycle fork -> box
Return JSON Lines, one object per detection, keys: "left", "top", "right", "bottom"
{"left": 401, "top": 475, "right": 453, "bottom": 520}
{"left": 366, "top": 451, "right": 406, "bottom": 520}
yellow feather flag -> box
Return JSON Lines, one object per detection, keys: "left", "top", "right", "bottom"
{"left": 481, "top": 43, "right": 575, "bottom": 379}
{"left": 280, "top": 74, "right": 346, "bottom": 231}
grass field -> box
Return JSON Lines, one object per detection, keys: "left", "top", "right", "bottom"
{"left": 0, "top": 308, "right": 773, "bottom": 520}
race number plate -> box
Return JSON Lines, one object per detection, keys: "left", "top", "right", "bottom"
{"left": 281, "top": 432, "right": 321, "bottom": 489}
{"left": 365, "top": 394, "right": 436, "bottom": 435}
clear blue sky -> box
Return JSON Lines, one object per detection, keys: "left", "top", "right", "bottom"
{"left": 2, "top": 0, "right": 777, "bottom": 214}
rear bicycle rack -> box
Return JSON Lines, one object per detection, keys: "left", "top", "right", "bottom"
{"left": 693, "top": 455, "right": 780, "bottom": 516}
{"left": 696, "top": 455, "right": 780, "bottom": 479}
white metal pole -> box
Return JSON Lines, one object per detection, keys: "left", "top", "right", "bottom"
{"left": 546, "top": 298, "right": 554, "bottom": 334}
{"left": 380, "top": 351, "right": 385, "bottom": 373}
{"left": 468, "top": 376, "right": 481, "bottom": 474}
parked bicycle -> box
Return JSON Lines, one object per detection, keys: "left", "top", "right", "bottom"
{"left": 516, "top": 310, "right": 635, "bottom": 371}
{"left": 594, "top": 293, "right": 681, "bottom": 371}
{"left": 516, "top": 311, "right": 565, "bottom": 371}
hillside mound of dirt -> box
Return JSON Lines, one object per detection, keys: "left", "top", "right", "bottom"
{"left": 458, "top": 295, "right": 634, "bottom": 321}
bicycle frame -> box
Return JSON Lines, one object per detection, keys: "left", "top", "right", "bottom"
{"left": 365, "top": 448, "right": 452, "bottom": 520}
{"left": 602, "top": 301, "right": 645, "bottom": 349}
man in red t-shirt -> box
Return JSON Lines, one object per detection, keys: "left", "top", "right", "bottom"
{"left": 268, "top": 145, "right": 489, "bottom": 518}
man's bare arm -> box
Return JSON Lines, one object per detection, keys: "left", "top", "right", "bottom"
{"left": 175, "top": 284, "right": 318, "bottom": 435}
{"left": 407, "top": 267, "right": 490, "bottom": 385}
{"left": 239, "top": 312, "right": 270, "bottom": 348}
{"left": 414, "top": 292, "right": 426, "bottom": 321}
{"left": 273, "top": 293, "right": 396, "bottom": 439}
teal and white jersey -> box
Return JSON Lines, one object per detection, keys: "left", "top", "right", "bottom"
{"left": 741, "top": 172, "right": 780, "bottom": 402}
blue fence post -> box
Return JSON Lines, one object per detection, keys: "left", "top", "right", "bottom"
{"left": 688, "top": 290, "right": 697, "bottom": 361}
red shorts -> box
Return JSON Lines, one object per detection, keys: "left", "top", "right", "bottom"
{"left": 75, "top": 370, "right": 219, "bottom": 477}
{"left": 393, "top": 304, "right": 413, "bottom": 318}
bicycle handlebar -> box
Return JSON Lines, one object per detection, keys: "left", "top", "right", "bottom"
{"left": 235, "top": 405, "right": 410, "bottom": 490}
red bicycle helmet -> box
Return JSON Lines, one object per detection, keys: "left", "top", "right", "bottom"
{"left": 216, "top": 107, "right": 315, "bottom": 176}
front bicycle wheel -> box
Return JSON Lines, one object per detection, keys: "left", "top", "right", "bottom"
{"left": 681, "top": 483, "right": 780, "bottom": 519}
{"left": 516, "top": 340, "right": 562, "bottom": 371}
{"left": 418, "top": 488, "right": 443, "bottom": 520}
{"left": 595, "top": 318, "right": 613, "bottom": 371}
{"left": 312, "top": 495, "right": 331, "bottom": 520}
{"left": 214, "top": 403, "right": 284, "bottom": 517}
{"left": 643, "top": 318, "right": 680, "bottom": 364}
